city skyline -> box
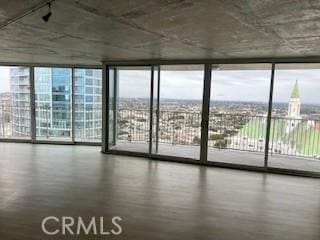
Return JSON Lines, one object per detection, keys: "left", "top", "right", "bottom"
{"left": 117, "top": 69, "right": 320, "bottom": 104}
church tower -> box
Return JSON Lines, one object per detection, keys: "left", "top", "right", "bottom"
{"left": 287, "top": 80, "right": 301, "bottom": 119}
{"left": 285, "top": 81, "right": 301, "bottom": 133}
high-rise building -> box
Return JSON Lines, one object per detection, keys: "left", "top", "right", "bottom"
{"left": 35, "top": 67, "right": 72, "bottom": 138}
{"left": 10, "top": 67, "right": 102, "bottom": 140}
{"left": 74, "top": 69, "right": 102, "bottom": 141}
{"left": 10, "top": 67, "right": 30, "bottom": 138}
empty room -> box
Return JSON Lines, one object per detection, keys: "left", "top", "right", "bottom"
{"left": 0, "top": 1, "right": 319, "bottom": 240}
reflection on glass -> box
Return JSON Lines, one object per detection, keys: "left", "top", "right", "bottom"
{"left": 208, "top": 64, "right": 271, "bottom": 166}
{"left": 0, "top": 66, "right": 30, "bottom": 139}
{"left": 74, "top": 69, "right": 102, "bottom": 142}
{"left": 35, "top": 67, "right": 72, "bottom": 140}
{"left": 270, "top": 64, "right": 320, "bottom": 172}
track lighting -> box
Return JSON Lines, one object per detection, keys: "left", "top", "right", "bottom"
{"left": 0, "top": 0, "right": 55, "bottom": 30}
{"left": 42, "top": 3, "right": 52, "bottom": 22}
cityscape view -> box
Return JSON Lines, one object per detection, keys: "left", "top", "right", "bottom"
{"left": 1, "top": 66, "right": 320, "bottom": 161}
{"left": 117, "top": 88, "right": 320, "bottom": 160}
{"left": 113, "top": 66, "right": 320, "bottom": 165}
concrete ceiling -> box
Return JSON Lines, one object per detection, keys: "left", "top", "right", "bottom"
{"left": 1, "top": 0, "right": 320, "bottom": 65}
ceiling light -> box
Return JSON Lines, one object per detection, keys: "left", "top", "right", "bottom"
{"left": 42, "top": 3, "right": 52, "bottom": 22}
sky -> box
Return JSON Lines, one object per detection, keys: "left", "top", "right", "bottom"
{"left": 1, "top": 67, "right": 320, "bottom": 104}
{"left": 273, "top": 70, "right": 320, "bottom": 104}
{"left": 0, "top": 67, "right": 10, "bottom": 93}
{"left": 117, "top": 69, "right": 320, "bottom": 104}
{"left": 118, "top": 70, "right": 205, "bottom": 100}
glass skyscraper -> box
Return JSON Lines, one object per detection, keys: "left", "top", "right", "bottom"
{"left": 74, "top": 68, "right": 102, "bottom": 141}
{"left": 10, "top": 67, "right": 30, "bottom": 138}
{"left": 35, "top": 67, "right": 72, "bottom": 138}
{"left": 9, "top": 67, "right": 102, "bottom": 141}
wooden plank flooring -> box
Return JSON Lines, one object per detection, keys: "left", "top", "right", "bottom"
{"left": 0, "top": 143, "right": 319, "bottom": 240}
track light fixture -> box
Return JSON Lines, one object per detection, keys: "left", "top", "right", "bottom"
{"left": 42, "top": 2, "right": 52, "bottom": 22}
{"left": 0, "top": 0, "right": 55, "bottom": 30}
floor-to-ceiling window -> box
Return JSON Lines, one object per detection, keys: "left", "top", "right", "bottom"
{"left": 0, "top": 65, "right": 102, "bottom": 144}
{"left": 34, "top": 67, "right": 72, "bottom": 141}
{"left": 108, "top": 66, "right": 151, "bottom": 153}
{"left": 0, "top": 66, "right": 30, "bottom": 139}
{"left": 207, "top": 64, "right": 272, "bottom": 166}
{"left": 151, "top": 65, "right": 204, "bottom": 160}
{"left": 269, "top": 64, "right": 320, "bottom": 173}
{"left": 74, "top": 68, "right": 102, "bottom": 142}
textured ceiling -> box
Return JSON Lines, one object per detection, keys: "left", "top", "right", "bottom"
{"left": 1, "top": 0, "right": 320, "bottom": 65}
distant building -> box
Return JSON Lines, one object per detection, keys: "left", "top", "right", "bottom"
{"left": 285, "top": 80, "right": 302, "bottom": 133}
{"left": 287, "top": 80, "right": 301, "bottom": 119}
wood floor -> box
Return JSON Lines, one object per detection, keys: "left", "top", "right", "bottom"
{"left": 0, "top": 143, "right": 319, "bottom": 240}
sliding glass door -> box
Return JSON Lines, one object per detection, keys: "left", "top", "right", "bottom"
{"left": 108, "top": 66, "right": 152, "bottom": 153}
{"left": 107, "top": 65, "right": 204, "bottom": 159}
{"left": 207, "top": 64, "right": 272, "bottom": 166}
{"left": 104, "top": 62, "right": 319, "bottom": 176}
{"left": 151, "top": 65, "right": 204, "bottom": 160}
{"left": 269, "top": 64, "right": 320, "bottom": 172}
